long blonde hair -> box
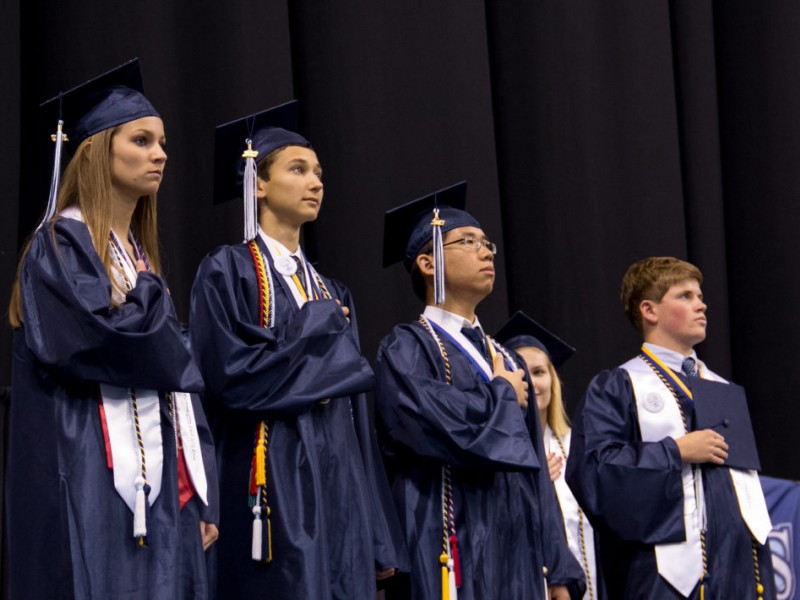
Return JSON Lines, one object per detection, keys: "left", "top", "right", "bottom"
{"left": 8, "top": 126, "right": 162, "bottom": 327}
{"left": 545, "top": 358, "right": 571, "bottom": 438}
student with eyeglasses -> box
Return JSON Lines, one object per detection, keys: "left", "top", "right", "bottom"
{"left": 373, "top": 182, "right": 585, "bottom": 600}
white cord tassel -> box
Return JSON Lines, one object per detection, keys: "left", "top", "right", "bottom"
{"left": 251, "top": 505, "right": 263, "bottom": 561}
{"left": 432, "top": 209, "right": 446, "bottom": 305}
{"left": 242, "top": 139, "right": 259, "bottom": 242}
{"left": 38, "top": 119, "right": 66, "bottom": 231}
{"left": 133, "top": 475, "right": 147, "bottom": 538}
{"left": 448, "top": 558, "right": 458, "bottom": 600}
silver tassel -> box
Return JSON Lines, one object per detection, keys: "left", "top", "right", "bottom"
{"left": 242, "top": 139, "right": 259, "bottom": 242}
{"left": 37, "top": 119, "right": 67, "bottom": 231}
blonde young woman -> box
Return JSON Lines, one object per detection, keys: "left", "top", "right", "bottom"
{"left": 496, "top": 311, "right": 601, "bottom": 600}
{"left": 7, "top": 59, "right": 217, "bottom": 599}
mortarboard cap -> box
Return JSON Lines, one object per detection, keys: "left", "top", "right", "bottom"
{"left": 213, "top": 100, "right": 312, "bottom": 207}
{"left": 690, "top": 378, "right": 762, "bottom": 471}
{"left": 40, "top": 57, "right": 159, "bottom": 148}
{"left": 37, "top": 58, "right": 159, "bottom": 230}
{"left": 382, "top": 181, "right": 479, "bottom": 270}
{"left": 494, "top": 310, "right": 576, "bottom": 368}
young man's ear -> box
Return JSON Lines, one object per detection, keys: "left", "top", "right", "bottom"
{"left": 415, "top": 253, "right": 435, "bottom": 277}
{"left": 639, "top": 299, "right": 658, "bottom": 327}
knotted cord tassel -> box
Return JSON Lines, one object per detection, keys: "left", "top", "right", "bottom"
{"left": 255, "top": 432, "right": 266, "bottom": 486}
{"left": 440, "top": 553, "right": 450, "bottom": 600}
{"left": 431, "top": 208, "right": 446, "bottom": 305}
{"left": 449, "top": 534, "right": 462, "bottom": 588}
{"left": 242, "top": 139, "right": 259, "bottom": 242}
{"left": 38, "top": 119, "right": 67, "bottom": 231}
{"left": 133, "top": 475, "right": 147, "bottom": 539}
{"left": 251, "top": 505, "right": 262, "bottom": 561}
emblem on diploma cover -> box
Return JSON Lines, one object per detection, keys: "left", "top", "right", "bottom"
{"left": 643, "top": 392, "right": 665, "bottom": 413}
{"left": 274, "top": 255, "right": 298, "bottom": 276}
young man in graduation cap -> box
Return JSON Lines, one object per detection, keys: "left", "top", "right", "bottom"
{"left": 565, "top": 256, "right": 775, "bottom": 599}
{"left": 188, "top": 101, "right": 406, "bottom": 599}
{"left": 375, "top": 182, "right": 585, "bottom": 600}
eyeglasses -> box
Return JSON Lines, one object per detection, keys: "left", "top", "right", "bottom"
{"left": 442, "top": 236, "right": 497, "bottom": 255}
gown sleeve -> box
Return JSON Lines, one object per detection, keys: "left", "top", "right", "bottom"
{"left": 518, "top": 356, "right": 586, "bottom": 597}
{"left": 374, "top": 324, "right": 539, "bottom": 470}
{"left": 329, "top": 281, "right": 409, "bottom": 572}
{"left": 188, "top": 246, "right": 374, "bottom": 419}
{"left": 565, "top": 368, "right": 685, "bottom": 545}
{"left": 20, "top": 217, "right": 203, "bottom": 392}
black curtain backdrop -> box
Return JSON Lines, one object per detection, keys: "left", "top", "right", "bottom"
{"left": 3, "top": 2, "right": 800, "bottom": 592}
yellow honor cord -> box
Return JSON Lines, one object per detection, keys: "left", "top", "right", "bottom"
{"left": 640, "top": 346, "right": 693, "bottom": 400}
{"left": 291, "top": 272, "right": 309, "bottom": 301}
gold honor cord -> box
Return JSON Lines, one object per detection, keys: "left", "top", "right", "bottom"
{"left": 418, "top": 317, "right": 460, "bottom": 600}
{"left": 639, "top": 346, "right": 762, "bottom": 598}
{"left": 638, "top": 348, "right": 707, "bottom": 595}
{"left": 247, "top": 240, "right": 274, "bottom": 562}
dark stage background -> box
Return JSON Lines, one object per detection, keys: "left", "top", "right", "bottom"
{"left": 3, "top": 1, "right": 800, "bottom": 593}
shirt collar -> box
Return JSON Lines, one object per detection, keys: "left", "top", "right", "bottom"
{"left": 423, "top": 305, "right": 483, "bottom": 338}
{"left": 643, "top": 342, "right": 700, "bottom": 373}
{"left": 258, "top": 227, "right": 304, "bottom": 260}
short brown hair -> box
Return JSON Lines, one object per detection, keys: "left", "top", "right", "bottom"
{"left": 620, "top": 257, "right": 703, "bottom": 334}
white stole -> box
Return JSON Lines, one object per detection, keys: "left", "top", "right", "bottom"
{"left": 173, "top": 391, "right": 208, "bottom": 505}
{"left": 61, "top": 207, "right": 208, "bottom": 511}
{"left": 623, "top": 357, "right": 704, "bottom": 597}
{"left": 624, "top": 356, "right": 772, "bottom": 597}
{"left": 545, "top": 427, "right": 598, "bottom": 600}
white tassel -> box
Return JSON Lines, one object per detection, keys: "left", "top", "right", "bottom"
{"left": 38, "top": 119, "right": 66, "bottom": 231}
{"left": 432, "top": 209, "right": 446, "bottom": 305}
{"left": 448, "top": 558, "right": 458, "bottom": 600}
{"left": 133, "top": 476, "right": 147, "bottom": 538}
{"left": 242, "top": 139, "right": 259, "bottom": 242}
{"left": 251, "top": 505, "right": 262, "bottom": 561}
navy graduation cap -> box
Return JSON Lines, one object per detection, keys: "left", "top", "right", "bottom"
{"left": 382, "top": 181, "right": 478, "bottom": 305}
{"left": 213, "top": 100, "right": 312, "bottom": 241}
{"left": 689, "top": 378, "right": 762, "bottom": 471}
{"left": 494, "top": 311, "right": 576, "bottom": 368}
{"left": 38, "top": 58, "right": 159, "bottom": 229}
{"left": 40, "top": 57, "right": 159, "bottom": 148}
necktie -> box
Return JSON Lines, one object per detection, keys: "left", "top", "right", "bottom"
{"left": 681, "top": 356, "right": 698, "bottom": 378}
{"left": 292, "top": 256, "right": 307, "bottom": 292}
{"left": 461, "top": 326, "right": 491, "bottom": 364}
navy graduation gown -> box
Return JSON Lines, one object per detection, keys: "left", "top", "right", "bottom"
{"left": 565, "top": 368, "right": 776, "bottom": 599}
{"left": 374, "top": 322, "right": 586, "bottom": 600}
{"left": 188, "top": 237, "right": 407, "bottom": 600}
{"left": 7, "top": 217, "right": 219, "bottom": 600}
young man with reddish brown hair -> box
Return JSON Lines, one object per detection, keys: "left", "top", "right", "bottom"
{"left": 566, "top": 256, "right": 775, "bottom": 599}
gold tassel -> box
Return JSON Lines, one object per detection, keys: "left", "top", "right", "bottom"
{"left": 440, "top": 553, "right": 450, "bottom": 600}
{"left": 255, "top": 424, "right": 266, "bottom": 486}
{"left": 700, "top": 583, "right": 704, "bottom": 600}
